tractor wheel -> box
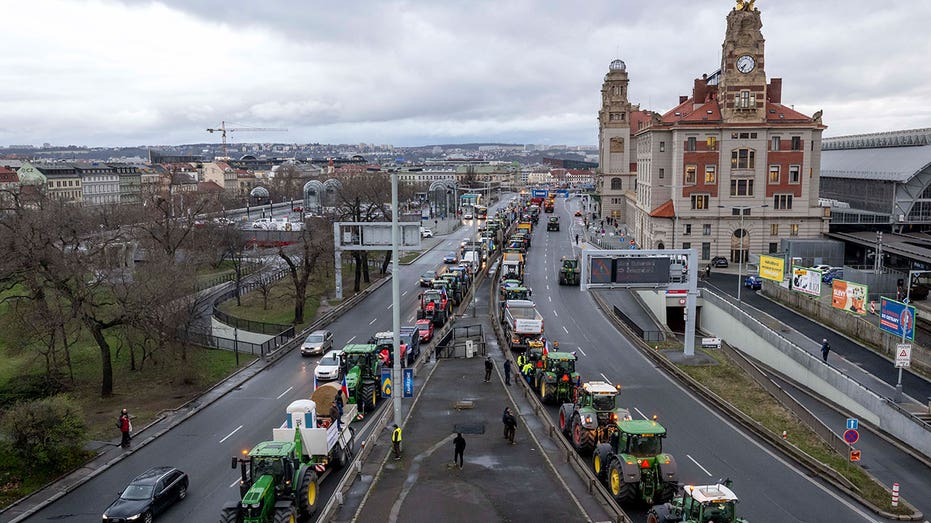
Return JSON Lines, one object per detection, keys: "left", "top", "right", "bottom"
{"left": 557, "top": 406, "right": 572, "bottom": 437}
{"left": 219, "top": 506, "right": 240, "bottom": 523}
{"left": 646, "top": 504, "right": 673, "bottom": 523}
{"left": 297, "top": 467, "right": 319, "bottom": 518}
{"left": 606, "top": 458, "right": 638, "bottom": 505}
{"left": 539, "top": 380, "right": 554, "bottom": 404}
{"left": 416, "top": 310, "right": 425, "bottom": 320}
{"left": 571, "top": 415, "right": 596, "bottom": 455}
{"left": 558, "top": 274, "right": 565, "bottom": 285}
{"left": 360, "top": 380, "right": 377, "bottom": 412}
{"left": 273, "top": 506, "right": 297, "bottom": 523}
{"left": 658, "top": 480, "right": 677, "bottom": 504}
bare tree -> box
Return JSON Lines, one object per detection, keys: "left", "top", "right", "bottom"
{"left": 277, "top": 217, "right": 332, "bottom": 324}
{"left": 331, "top": 173, "right": 392, "bottom": 292}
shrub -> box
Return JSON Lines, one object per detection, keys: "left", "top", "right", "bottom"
{"left": 0, "top": 395, "right": 87, "bottom": 466}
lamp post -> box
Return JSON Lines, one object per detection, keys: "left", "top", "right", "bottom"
{"left": 719, "top": 204, "right": 768, "bottom": 303}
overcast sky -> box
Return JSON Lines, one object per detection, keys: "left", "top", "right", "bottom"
{"left": 2, "top": 0, "right": 929, "bottom": 148}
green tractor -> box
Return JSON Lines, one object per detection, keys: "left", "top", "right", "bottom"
{"left": 533, "top": 351, "right": 580, "bottom": 405}
{"left": 647, "top": 480, "right": 747, "bottom": 523}
{"left": 592, "top": 418, "right": 678, "bottom": 506}
{"left": 557, "top": 381, "right": 632, "bottom": 455}
{"left": 558, "top": 257, "right": 580, "bottom": 285}
{"left": 341, "top": 344, "right": 382, "bottom": 413}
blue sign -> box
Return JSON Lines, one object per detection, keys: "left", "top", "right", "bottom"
{"left": 532, "top": 189, "right": 548, "bottom": 198}
{"left": 843, "top": 429, "right": 859, "bottom": 444}
{"left": 403, "top": 368, "right": 414, "bottom": 398}
{"left": 556, "top": 189, "right": 569, "bottom": 198}
{"left": 879, "top": 297, "right": 916, "bottom": 340}
{"left": 846, "top": 418, "right": 858, "bottom": 430}
{"left": 381, "top": 369, "right": 393, "bottom": 398}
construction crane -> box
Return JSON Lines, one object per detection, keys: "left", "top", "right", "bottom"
{"left": 206, "top": 121, "right": 288, "bottom": 158}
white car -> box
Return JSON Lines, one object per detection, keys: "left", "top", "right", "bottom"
{"left": 462, "top": 213, "right": 474, "bottom": 220}
{"left": 811, "top": 264, "right": 832, "bottom": 273}
{"left": 420, "top": 227, "right": 434, "bottom": 238}
{"left": 252, "top": 218, "right": 272, "bottom": 229}
{"left": 314, "top": 349, "right": 343, "bottom": 381}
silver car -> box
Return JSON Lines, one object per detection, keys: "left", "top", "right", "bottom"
{"left": 301, "top": 330, "right": 333, "bottom": 357}
{"left": 314, "top": 349, "right": 343, "bottom": 381}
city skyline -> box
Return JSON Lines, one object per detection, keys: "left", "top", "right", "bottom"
{"left": 2, "top": 0, "right": 929, "bottom": 148}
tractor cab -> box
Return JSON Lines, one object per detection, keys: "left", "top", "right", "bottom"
{"left": 614, "top": 419, "right": 666, "bottom": 458}
{"left": 234, "top": 441, "right": 299, "bottom": 515}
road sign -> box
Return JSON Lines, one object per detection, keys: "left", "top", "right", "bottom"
{"left": 846, "top": 418, "right": 858, "bottom": 430}
{"left": 843, "top": 429, "right": 860, "bottom": 444}
{"left": 381, "top": 369, "right": 392, "bottom": 398}
{"left": 849, "top": 449, "right": 861, "bottom": 462}
{"left": 895, "top": 343, "right": 912, "bottom": 368}
{"left": 403, "top": 368, "right": 414, "bottom": 398}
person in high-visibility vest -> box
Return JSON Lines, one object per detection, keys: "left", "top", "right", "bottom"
{"left": 521, "top": 362, "right": 533, "bottom": 384}
{"left": 516, "top": 353, "right": 526, "bottom": 368}
{"left": 392, "top": 424, "right": 403, "bottom": 460}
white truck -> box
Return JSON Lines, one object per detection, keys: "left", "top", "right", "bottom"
{"left": 501, "top": 252, "right": 524, "bottom": 280}
{"left": 503, "top": 299, "right": 544, "bottom": 352}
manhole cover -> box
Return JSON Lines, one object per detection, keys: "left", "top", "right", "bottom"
{"left": 454, "top": 422, "right": 485, "bottom": 434}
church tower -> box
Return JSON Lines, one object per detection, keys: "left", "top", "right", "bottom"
{"left": 717, "top": 1, "right": 767, "bottom": 122}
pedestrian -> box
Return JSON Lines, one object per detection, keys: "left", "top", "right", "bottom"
{"left": 335, "top": 391, "right": 344, "bottom": 419}
{"left": 392, "top": 424, "right": 403, "bottom": 460}
{"left": 504, "top": 409, "right": 517, "bottom": 444}
{"left": 117, "top": 408, "right": 132, "bottom": 448}
{"left": 329, "top": 402, "right": 342, "bottom": 431}
{"left": 453, "top": 432, "right": 466, "bottom": 469}
{"left": 821, "top": 338, "right": 831, "bottom": 363}
{"left": 705, "top": 265, "right": 712, "bottom": 279}
{"left": 521, "top": 361, "right": 534, "bottom": 384}
{"left": 484, "top": 356, "right": 493, "bottom": 382}
{"left": 575, "top": 234, "right": 579, "bottom": 244}
{"left": 504, "top": 359, "right": 512, "bottom": 386}
{"left": 502, "top": 407, "right": 511, "bottom": 439}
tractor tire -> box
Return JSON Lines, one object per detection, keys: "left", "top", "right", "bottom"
{"left": 646, "top": 504, "right": 674, "bottom": 523}
{"left": 273, "top": 506, "right": 297, "bottom": 523}
{"left": 219, "top": 506, "right": 240, "bottom": 523}
{"left": 416, "top": 310, "right": 425, "bottom": 320}
{"left": 297, "top": 467, "right": 319, "bottom": 518}
{"left": 557, "top": 405, "right": 573, "bottom": 437}
{"left": 360, "top": 380, "right": 377, "bottom": 412}
{"left": 539, "top": 380, "right": 555, "bottom": 404}
{"left": 571, "top": 415, "right": 596, "bottom": 455}
{"left": 658, "top": 480, "right": 677, "bottom": 504}
{"left": 558, "top": 274, "right": 565, "bottom": 285}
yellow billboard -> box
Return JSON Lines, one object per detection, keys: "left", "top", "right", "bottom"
{"left": 759, "top": 255, "right": 785, "bottom": 281}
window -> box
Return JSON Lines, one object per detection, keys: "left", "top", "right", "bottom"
{"left": 736, "top": 91, "right": 755, "bottom": 109}
{"left": 686, "top": 137, "right": 697, "bottom": 151}
{"left": 791, "top": 136, "right": 801, "bottom": 150}
{"left": 659, "top": 168, "right": 665, "bottom": 179}
{"left": 768, "top": 165, "right": 780, "bottom": 184}
{"left": 682, "top": 242, "right": 691, "bottom": 250}
{"left": 703, "top": 224, "right": 712, "bottom": 235}
{"left": 789, "top": 165, "right": 801, "bottom": 184}
{"left": 790, "top": 224, "right": 799, "bottom": 236}
{"left": 773, "top": 194, "right": 793, "bottom": 209}
{"left": 685, "top": 165, "right": 697, "bottom": 184}
{"left": 770, "top": 224, "right": 779, "bottom": 236}
{"left": 611, "top": 178, "right": 622, "bottom": 191}
{"left": 730, "top": 179, "right": 754, "bottom": 196}
{"left": 684, "top": 224, "right": 692, "bottom": 236}
{"left": 659, "top": 141, "right": 665, "bottom": 152}
{"left": 772, "top": 137, "right": 781, "bottom": 150}
{"left": 731, "top": 148, "right": 755, "bottom": 169}
{"left": 707, "top": 136, "right": 717, "bottom": 150}
{"left": 704, "top": 165, "right": 717, "bottom": 184}
{"left": 691, "top": 194, "right": 710, "bottom": 210}
{"left": 769, "top": 242, "right": 778, "bottom": 253}
{"left": 701, "top": 242, "right": 711, "bottom": 260}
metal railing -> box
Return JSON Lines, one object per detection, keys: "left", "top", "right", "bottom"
{"left": 611, "top": 304, "right": 664, "bottom": 342}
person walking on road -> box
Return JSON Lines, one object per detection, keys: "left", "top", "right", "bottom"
{"left": 453, "top": 432, "right": 466, "bottom": 469}
{"left": 118, "top": 408, "right": 132, "bottom": 448}
{"left": 503, "top": 408, "right": 517, "bottom": 444}
{"left": 484, "top": 356, "right": 493, "bottom": 382}
{"left": 821, "top": 339, "right": 831, "bottom": 363}
{"left": 391, "top": 424, "right": 403, "bottom": 460}
{"left": 503, "top": 359, "right": 512, "bottom": 386}
{"left": 575, "top": 234, "right": 579, "bottom": 245}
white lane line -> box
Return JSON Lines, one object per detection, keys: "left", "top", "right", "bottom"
{"left": 369, "top": 318, "right": 377, "bottom": 325}
{"left": 546, "top": 285, "right": 550, "bottom": 290}
{"left": 387, "top": 303, "right": 393, "bottom": 310}
{"left": 687, "top": 454, "right": 713, "bottom": 477}
{"left": 562, "top": 325, "right": 568, "bottom": 334}
{"left": 548, "top": 296, "right": 552, "bottom": 302}
{"left": 402, "top": 290, "right": 408, "bottom": 296}
{"left": 634, "top": 407, "right": 648, "bottom": 420}
{"left": 347, "top": 335, "right": 356, "bottom": 343}
{"left": 276, "top": 386, "right": 293, "bottom": 400}
{"left": 600, "top": 372, "right": 610, "bottom": 382}
{"left": 409, "top": 315, "right": 416, "bottom": 322}
{"left": 229, "top": 478, "right": 241, "bottom": 488}
{"left": 219, "top": 425, "right": 243, "bottom": 443}
{"left": 577, "top": 346, "right": 587, "bottom": 356}
{"left": 554, "top": 309, "right": 559, "bottom": 317}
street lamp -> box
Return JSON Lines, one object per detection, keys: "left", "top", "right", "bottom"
{"left": 719, "top": 204, "right": 768, "bottom": 303}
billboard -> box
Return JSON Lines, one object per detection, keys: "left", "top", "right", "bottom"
{"left": 879, "top": 297, "right": 916, "bottom": 340}
{"left": 791, "top": 267, "right": 822, "bottom": 296}
{"left": 831, "top": 280, "right": 867, "bottom": 315}
{"left": 759, "top": 255, "right": 785, "bottom": 282}
{"left": 614, "top": 257, "right": 671, "bottom": 284}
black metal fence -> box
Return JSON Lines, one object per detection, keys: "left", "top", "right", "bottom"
{"left": 185, "top": 328, "right": 291, "bottom": 357}
{"left": 435, "top": 324, "right": 487, "bottom": 358}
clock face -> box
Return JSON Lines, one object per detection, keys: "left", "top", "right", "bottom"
{"left": 736, "top": 55, "right": 756, "bottom": 73}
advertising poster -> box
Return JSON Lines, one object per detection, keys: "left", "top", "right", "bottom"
{"left": 831, "top": 280, "right": 867, "bottom": 315}
{"left": 879, "top": 297, "right": 916, "bottom": 340}
{"left": 759, "top": 255, "right": 785, "bottom": 282}
{"left": 791, "top": 267, "right": 822, "bottom": 296}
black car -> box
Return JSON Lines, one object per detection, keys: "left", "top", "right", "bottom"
{"left": 711, "top": 256, "right": 729, "bottom": 268}
{"left": 103, "top": 466, "right": 188, "bottom": 522}
{"left": 419, "top": 270, "right": 436, "bottom": 287}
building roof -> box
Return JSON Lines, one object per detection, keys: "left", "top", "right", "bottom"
{"left": 650, "top": 199, "right": 675, "bottom": 218}
{"left": 197, "top": 181, "right": 224, "bottom": 193}
{"left": 0, "top": 166, "right": 17, "bottom": 183}
{"left": 820, "top": 144, "right": 931, "bottom": 182}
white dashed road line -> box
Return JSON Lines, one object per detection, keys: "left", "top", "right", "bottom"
{"left": 634, "top": 407, "right": 648, "bottom": 420}
{"left": 276, "top": 386, "right": 293, "bottom": 400}
{"left": 347, "top": 336, "right": 356, "bottom": 343}
{"left": 219, "top": 425, "right": 243, "bottom": 444}
{"left": 369, "top": 318, "right": 377, "bottom": 325}
{"left": 402, "top": 290, "right": 408, "bottom": 296}
{"left": 600, "top": 372, "right": 611, "bottom": 382}
{"left": 387, "top": 303, "right": 393, "bottom": 310}
{"left": 562, "top": 325, "right": 568, "bottom": 334}
{"left": 577, "top": 346, "right": 587, "bottom": 356}
{"left": 688, "top": 454, "right": 714, "bottom": 477}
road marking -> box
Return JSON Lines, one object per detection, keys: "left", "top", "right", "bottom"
{"left": 687, "top": 454, "right": 713, "bottom": 477}
{"left": 548, "top": 296, "right": 552, "bottom": 302}
{"left": 553, "top": 309, "right": 558, "bottom": 317}
{"left": 369, "top": 318, "right": 377, "bottom": 325}
{"left": 546, "top": 285, "right": 550, "bottom": 290}
{"left": 402, "top": 290, "right": 408, "bottom": 296}
{"left": 276, "top": 386, "right": 293, "bottom": 400}
{"left": 562, "top": 325, "right": 568, "bottom": 334}
{"left": 387, "top": 303, "right": 393, "bottom": 310}
{"left": 577, "top": 346, "right": 587, "bottom": 356}
{"left": 409, "top": 315, "right": 416, "bottom": 322}
{"left": 633, "top": 407, "right": 648, "bottom": 420}
{"left": 229, "top": 478, "right": 241, "bottom": 488}
{"left": 219, "top": 425, "right": 243, "bottom": 444}
{"left": 600, "top": 372, "right": 610, "bottom": 382}
{"left": 347, "top": 335, "right": 356, "bottom": 343}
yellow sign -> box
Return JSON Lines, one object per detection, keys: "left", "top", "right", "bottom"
{"left": 759, "top": 255, "right": 785, "bottom": 281}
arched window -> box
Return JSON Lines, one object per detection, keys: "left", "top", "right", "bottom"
{"left": 611, "top": 178, "right": 623, "bottom": 191}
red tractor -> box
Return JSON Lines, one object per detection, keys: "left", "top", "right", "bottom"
{"left": 417, "top": 289, "right": 451, "bottom": 326}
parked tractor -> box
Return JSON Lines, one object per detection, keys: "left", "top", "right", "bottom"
{"left": 559, "top": 257, "right": 580, "bottom": 286}
{"left": 647, "top": 480, "right": 747, "bottom": 523}
{"left": 417, "top": 289, "right": 451, "bottom": 326}
{"left": 592, "top": 417, "right": 678, "bottom": 506}
{"left": 341, "top": 344, "right": 382, "bottom": 412}
{"left": 558, "top": 381, "right": 631, "bottom": 454}
{"left": 533, "top": 351, "right": 580, "bottom": 405}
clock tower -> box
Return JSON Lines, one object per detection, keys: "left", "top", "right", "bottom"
{"left": 718, "top": 1, "right": 767, "bottom": 122}
{"left": 597, "top": 59, "right": 639, "bottom": 220}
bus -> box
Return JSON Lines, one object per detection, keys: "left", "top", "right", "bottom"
{"left": 474, "top": 205, "right": 488, "bottom": 220}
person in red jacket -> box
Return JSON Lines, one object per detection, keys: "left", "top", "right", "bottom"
{"left": 118, "top": 408, "right": 132, "bottom": 448}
